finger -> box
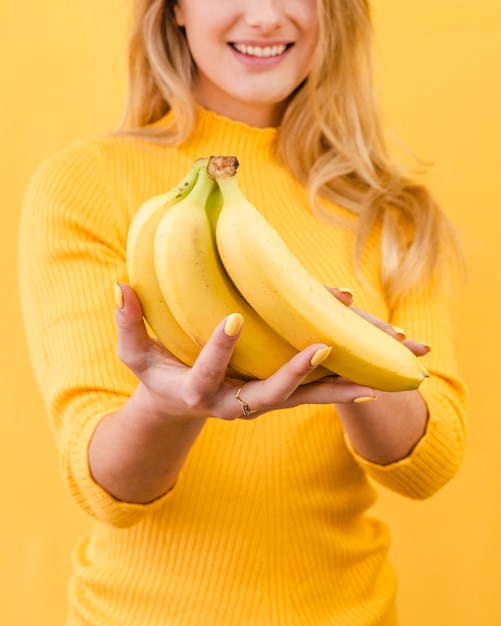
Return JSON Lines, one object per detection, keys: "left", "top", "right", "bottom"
{"left": 403, "top": 338, "right": 432, "bottom": 357}
{"left": 230, "top": 342, "right": 375, "bottom": 416}
{"left": 350, "top": 307, "right": 430, "bottom": 354}
{"left": 232, "top": 372, "right": 376, "bottom": 421}
{"left": 283, "top": 376, "right": 377, "bottom": 408}
{"left": 190, "top": 313, "right": 244, "bottom": 392}
{"left": 350, "top": 305, "right": 405, "bottom": 341}
{"left": 190, "top": 327, "right": 337, "bottom": 420}
{"left": 326, "top": 286, "right": 354, "bottom": 307}
{"left": 114, "top": 282, "right": 161, "bottom": 373}
{"left": 326, "top": 290, "right": 410, "bottom": 346}
{"left": 254, "top": 343, "right": 334, "bottom": 405}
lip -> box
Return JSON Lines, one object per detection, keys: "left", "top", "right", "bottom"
{"left": 228, "top": 41, "right": 293, "bottom": 67}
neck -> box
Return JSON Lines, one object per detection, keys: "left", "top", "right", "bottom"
{"left": 192, "top": 91, "right": 288, "bottom": 129}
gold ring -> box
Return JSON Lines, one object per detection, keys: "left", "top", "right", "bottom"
{"left": 235, "top": 387, "right": 257, "bottom": 417}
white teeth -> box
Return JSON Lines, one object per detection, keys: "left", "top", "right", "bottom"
{"left": 232, "top": 43, "right": 287, "bottom": 58}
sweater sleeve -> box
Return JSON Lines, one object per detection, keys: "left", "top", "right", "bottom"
{"left": 345, "top": 281, "right": 469, "bottom": 499}
{"left": 18, "top": 141, "right": 175, "bottom": 527}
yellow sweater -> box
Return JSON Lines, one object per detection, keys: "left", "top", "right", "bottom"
{"left": 19, "top": 108, "right": 468, "bottom": 625}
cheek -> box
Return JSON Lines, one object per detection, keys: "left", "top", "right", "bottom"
{"left": 303, "top": 12, "right": 319, "bottom": 50}
{"left": 298, "top": 0, "right": 319, "bottom": 38}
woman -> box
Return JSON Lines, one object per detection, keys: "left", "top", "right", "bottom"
{"left": 19, "top": 0, "right": 468, "bottom": 624}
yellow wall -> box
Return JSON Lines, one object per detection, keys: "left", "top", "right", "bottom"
{"left": 1, "top": 1, "right": 499, "bottom": 624}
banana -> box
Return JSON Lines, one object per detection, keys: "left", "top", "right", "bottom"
{"left": 153, "top": 162, "right": 329, "bottom": 382}
{"left": 208, "top": 155, "right": 429, "bottom": 392}
{"left": 126, "top": 159, "right": 208, "bottom": 366}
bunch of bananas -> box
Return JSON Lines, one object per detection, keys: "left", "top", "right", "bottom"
{"left": 126, "top": 156, "right": 429, "bottom": 391}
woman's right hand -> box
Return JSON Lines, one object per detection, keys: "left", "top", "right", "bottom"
{"left": 114, "top": 282, "right": 376, "bottom": 424}
{"left": 87, "top": 283, "right": 375, "bottom": 504}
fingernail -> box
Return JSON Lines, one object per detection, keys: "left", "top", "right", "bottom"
{"left": 310, "top": 346, "right": 332, "bottom": 367}
{"left": 114, "top": 282, "right": 124, "bottom": 309}
{"left": 392, "top": 325, "right": 407, "bottom": 340}
{"left": 339, "top": 287, "right": 354, "bottom": 296}
{"left": 224, "top": 313, "right": 244, "bottom": 337}
{"left": 422, "top": 343, "right": 432, "bottom": 353}
{"left": 353, "top": 395, "right": 377, "bottom": 404}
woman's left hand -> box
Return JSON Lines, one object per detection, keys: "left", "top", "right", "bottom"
{"left": 327, "top": 287, "right": 431, "bottom": 357}
{"left": 325, "top": 287, "right": 430, "bottom": 465}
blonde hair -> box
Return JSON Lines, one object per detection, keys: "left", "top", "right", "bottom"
{"left": 121, "top": 0, "right": 462, "bottom": 306}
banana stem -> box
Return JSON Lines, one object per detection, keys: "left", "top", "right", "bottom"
{"left": 207, "top": 156, "right": 239, "bottom": 179}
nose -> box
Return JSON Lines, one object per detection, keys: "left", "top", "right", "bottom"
{"left": 243, "top": 0, "right": 286, "bottom": 32}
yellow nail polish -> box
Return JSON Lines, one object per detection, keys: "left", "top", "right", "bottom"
{"left": 392, "top": 326, "right": 407, "bottom": 339}
{"left": 310, "top": 346, "right": 332, "bottom": 367}
{"left": 224, "top": 313, "right": 244, "bottom": 337}
{"left": 353, "top": 395, "right": 377, "bottom": 404}
{"left": 114, "top": 282, "right": 124, "bottom": 309}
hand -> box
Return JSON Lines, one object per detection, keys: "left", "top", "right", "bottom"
{"left": 115, "top": 283, "right": 377, "bottom": 422}
{"left": 325, "top": 287, "right": 430, "bottom": 465}
{"left": 327, "top": 287, "right": 431, "bottom": 358}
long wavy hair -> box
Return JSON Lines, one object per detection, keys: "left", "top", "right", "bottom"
{"left": 121, "top": 0, "right": 462, "bottom": 307}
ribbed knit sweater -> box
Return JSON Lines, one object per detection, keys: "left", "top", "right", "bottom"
{"left": 19, "top": 108, "right": 468, "bottom": 625}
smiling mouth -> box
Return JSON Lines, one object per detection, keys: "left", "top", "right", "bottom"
{"left": 231, "top": 43, "right": 290, "bottom": 58}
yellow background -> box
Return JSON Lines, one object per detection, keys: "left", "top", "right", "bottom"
{"left": 1, "top": 1, "right": 499, "bottom": 624}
